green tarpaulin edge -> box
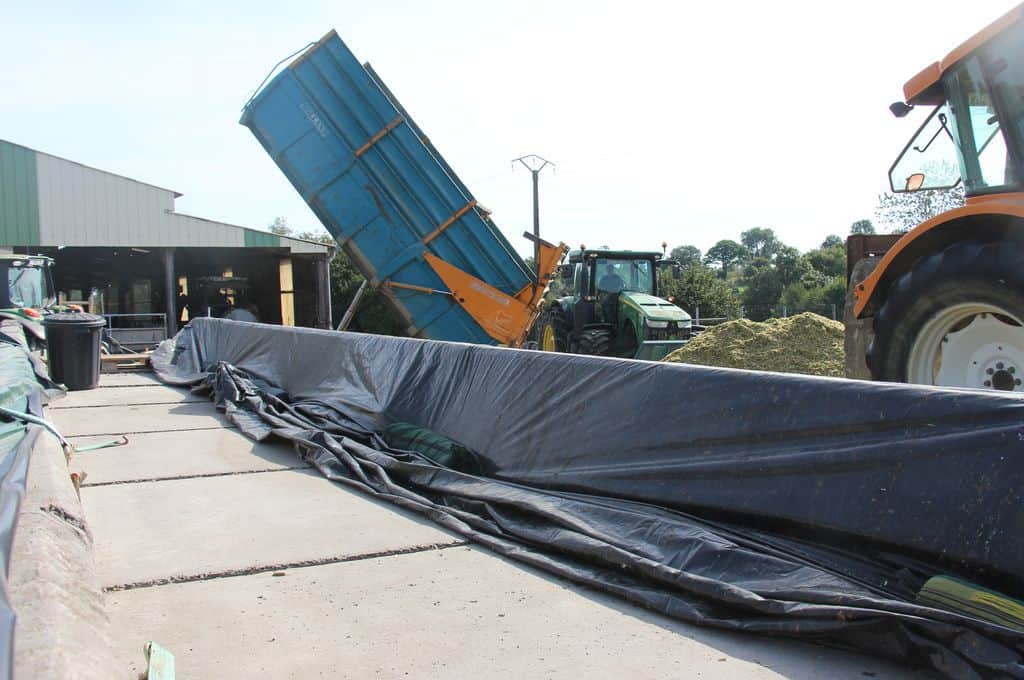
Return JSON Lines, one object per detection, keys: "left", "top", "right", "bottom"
{"left": 0, "top": 342, "right": 38, "bottom": 451}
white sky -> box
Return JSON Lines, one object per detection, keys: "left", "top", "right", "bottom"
{"left": 1, "top": 0, "right": 1012, "bottom": 257}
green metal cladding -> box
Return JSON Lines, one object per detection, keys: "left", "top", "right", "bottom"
{"left": 244, "top": 229, "right": 280, "bottom": 248}
{"left": 0, "top": 141, "right": 40, "bottom": 246}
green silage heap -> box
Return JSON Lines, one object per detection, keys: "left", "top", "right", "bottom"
{"left": 663, "top": 312, "right": 845, "bottom": 377}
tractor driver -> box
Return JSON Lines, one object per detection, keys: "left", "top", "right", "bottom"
{"left": 597, "top": 263, "right": 624, "bottom": 323}
{"left": 598, "top": 264, "right": 624, "bottom": 294}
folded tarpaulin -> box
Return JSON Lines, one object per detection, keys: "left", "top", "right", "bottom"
{"left": 152, "top": 318, "right": 1024, "bottom": 677}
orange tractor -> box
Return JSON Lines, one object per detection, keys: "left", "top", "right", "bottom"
{"left": 847, "top": 3, "right": 1024, "bottom": 390}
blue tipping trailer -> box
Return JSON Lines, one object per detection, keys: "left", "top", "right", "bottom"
{"left": 240, "top": 30, "right": 565, "bottom": 346}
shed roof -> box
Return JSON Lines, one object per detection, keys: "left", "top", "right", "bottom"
{"left": 0, "top": 139, "right": 333, "bottom": 256}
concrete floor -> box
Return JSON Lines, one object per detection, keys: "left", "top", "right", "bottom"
{"left": 50, "top": 373, "right": 915, "bottom": 679}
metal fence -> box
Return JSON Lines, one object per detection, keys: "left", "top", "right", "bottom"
{"left": 103, "top": 313, "right": 167, "bottom": 352}
{"left": 693, "top": 303, "right": 840, "bottom": 326}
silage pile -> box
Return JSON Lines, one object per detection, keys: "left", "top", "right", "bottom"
{"left": 663, "top": 312, "right": 844, "bottom": 377}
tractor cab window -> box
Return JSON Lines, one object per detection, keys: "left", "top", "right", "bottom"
{"left": 943, "top": 21, "right": 1024, "bottom": 194}
{"left": 945, "top": 63, "right": 1014, "bottom": 192}
{"left": 888, "top": 104, "right": 962, "bottom": 192}
{"left": 593, "top": 258, "right": 654, "bottom": 295}
{"left": 5, "top": 261, "right": 52, "bottom": 309}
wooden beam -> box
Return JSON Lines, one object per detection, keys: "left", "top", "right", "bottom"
{"left": 315, "top": 255, "right": 332, "bottom": 329}
{"left": 279, "top": 257, "right": 295, "bottom": 327}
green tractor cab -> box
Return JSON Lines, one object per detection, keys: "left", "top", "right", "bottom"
{"left": 0, "top": 254, "right": 59, "bottom": 347}
{"left": 539, "top": 249, "right": 699, "bottom": 361}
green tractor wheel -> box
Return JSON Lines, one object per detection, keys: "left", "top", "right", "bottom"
{"left": 539, "top": 309, "right": 569, "bottom": 353}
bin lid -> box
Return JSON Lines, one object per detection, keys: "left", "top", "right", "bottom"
{"left": 42, "top": 312, "right": 106, "bottom": 328}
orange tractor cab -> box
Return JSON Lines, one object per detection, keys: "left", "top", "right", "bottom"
{"left": 851, "top": 3, "right": 1024, "bottom": 390}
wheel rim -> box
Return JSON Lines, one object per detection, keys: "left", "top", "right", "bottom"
{"left": 541, "top": 323, "right": 556, "bottom": 352}
{"left": 907, "top": 302, "right": 1024, "bottom": 390}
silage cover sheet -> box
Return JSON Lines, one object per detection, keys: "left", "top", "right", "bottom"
{"left": 153, "top": 318, "right": 1024, "bottom": 678}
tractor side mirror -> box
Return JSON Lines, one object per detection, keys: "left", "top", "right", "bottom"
{"left": 557, "top": 264, "right": 574, "bottom": 280}
{"left": 905, "top": 173, "right": 926, "bottom": 191}
{"left": 889, "top": 101, "right": 914, "bottom": 118}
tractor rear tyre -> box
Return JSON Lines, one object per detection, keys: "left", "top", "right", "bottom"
{"left": 867, "top": 240, "right": 1024, "bottom": 390}
{"left": 577, "top": 328, "right": 611, "bottom": 356}
{"left": 538, "top": 309, "right": 570, "bottom": 353}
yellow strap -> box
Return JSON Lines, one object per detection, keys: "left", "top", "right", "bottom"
{"left": 423, "top": 200, "right": 477, "bottom": 245}
{"left": 354, "top": 115, "right": 405, "bottom": 157}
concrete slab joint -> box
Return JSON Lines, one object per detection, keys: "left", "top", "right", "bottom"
{"left": 28, "top": 372, "right": 909, "bottom": 678}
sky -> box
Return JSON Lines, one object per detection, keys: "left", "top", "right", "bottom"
{"left": 1, "top": 0, "right": 1014, "bottom": 258}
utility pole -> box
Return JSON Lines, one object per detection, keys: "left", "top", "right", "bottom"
{"left": 512, "top": 155, "right": 554, "bottom": 294}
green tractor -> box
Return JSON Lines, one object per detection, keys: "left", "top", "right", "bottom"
{"left": 538, "top": 249, "right": 699, "bottom": 361}
{"left": 0, "top": 254, "right": 59, "bottom": 349}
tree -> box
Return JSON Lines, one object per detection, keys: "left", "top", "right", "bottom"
{"left": 820, "top": 234, "right": 843, "bottom": 249}
{"left": 772, "top": 246, "right": 811, "bottom": 289}
{"left": 806, "top": 242, "right": 846, "bottom": 279}
{"left": 740, "top": 227, "right": 782, "bottom": 259}
{"left": 669, "top": 245, "right": 702, "bottom": 268}
{"left": 296, "top": 228, "right": 334, "bottom": 244}
{"left": 850, "top": 219, "right": 876, "bottom": 235}
{"left": 780, "top": 275, "right": 845, "bottom": 318}
{"left": 703, "top": 239, "right": 746, "bottom": 278}
{"left": 269, "top": 216, "right": 291, "bottom": 235}
{"left": 273, "top": 218, "right": 401, "bottom": 335}
{"left": 875, "top": 186, "right": 966, "bottom": 233}
{"left": 739, "top": 257, "right": 784, "bottom": 321}
{"left": 329, "top": 250, "right": 404, "bottom": 336}
{"left": 659, "top": 266, "right": 739, "bottom": 319}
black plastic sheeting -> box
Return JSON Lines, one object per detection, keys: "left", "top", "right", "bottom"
{"left": 153, "top": 318, "right": 1024, "bottom": 678}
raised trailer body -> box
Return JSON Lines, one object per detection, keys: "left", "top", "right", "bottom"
{"left": 241, "top": 31, "right": 564, "bottom": 346}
